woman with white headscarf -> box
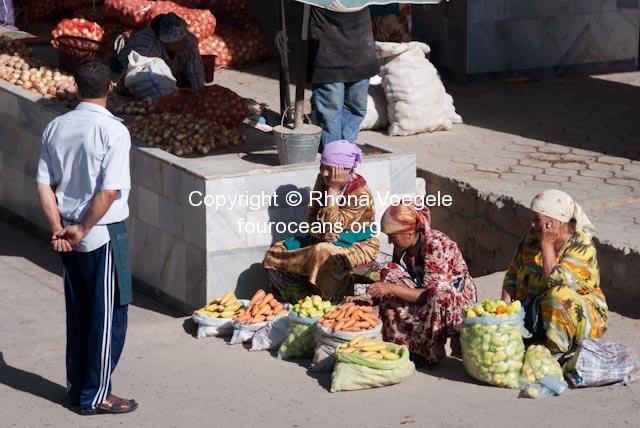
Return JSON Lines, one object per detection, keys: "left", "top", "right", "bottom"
{"left": 502, "top": 190, "right": 608, "bottom": 355}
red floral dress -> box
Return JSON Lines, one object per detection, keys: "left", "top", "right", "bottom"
{"left": 380, "top": 230, "right": 477, "bottom": 364}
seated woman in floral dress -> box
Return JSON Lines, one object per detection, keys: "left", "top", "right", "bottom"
{"left": 368, "top": 203, "right": 477, "bottom": 365}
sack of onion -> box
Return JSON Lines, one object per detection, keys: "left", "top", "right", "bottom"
{"left": 198, "top": 25, "right": 271, "bottom": 68}
{"left": 145, "top": 1, "right": 216, "bottom": 42}
{"left": 103, "top": 0, "right": 153, "bottom": 28}
{"left": 51, "top": 19, "right": 104, "bottom": 49}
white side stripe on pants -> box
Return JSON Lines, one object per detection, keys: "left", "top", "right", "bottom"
{"left": 92, "top": 242, "right": 115, "bottom": 408}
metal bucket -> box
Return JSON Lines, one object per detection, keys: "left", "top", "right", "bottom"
{"left": 273, "top": 124, "right": 322, "bottom": 165}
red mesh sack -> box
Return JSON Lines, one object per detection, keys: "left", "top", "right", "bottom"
{"left": 146, "top": 1, "right": 216, "bottom": 42}
{"left": 51, "top": 18, "right": 104, "bottom": 49}
{"left": 198, "top": 25, "right": 271, "bottom": 68}
{"left": 102, "top": 0, "right": 152, "bottom": 28}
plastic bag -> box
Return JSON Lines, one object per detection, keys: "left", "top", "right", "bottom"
{"left": 192, "top": 299, "right": 249, "bottom": 338}
{"left": 124, "top": 51, "right": 177, "bottom": 100}
{"left": 229, "top": 321, "right": 266, "bottom": 345}
{"left": 460, "top": 309, "right": 529, "bottom": 389}
{"left": 519, "top": 345, "right": 568, "bottom": 398}
{"left": 331, "top": 343, "right": 415, "bottom": 392}
{"left": 376, "top": 41, "right": 462, "bottom": 136}
{"left": 311, "top": 322, "right": 383, "bottom": 372}
{"left": 564, "top": 339, "right": 640, "bottom": 387}
{"left": 250, "top": 313, "right": 290, "bottom": 351}
{"left": 277, "top": 312, "right": 321, "bottom": 360}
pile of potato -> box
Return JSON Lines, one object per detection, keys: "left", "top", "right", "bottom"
{"left": 111, "top": 96, "right": 155, "bottom": 115}
{"left": 0, "top": 37, "right": 76, "bottom": 103}
{"left": 126, "top": 112, "right": 247, "bottom": 156}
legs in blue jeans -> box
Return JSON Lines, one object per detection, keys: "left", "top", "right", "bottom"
{"left": 342, "top": 79, "right": 369, "bottom": 143}
{"left": 312, "top": 79, "right": 369, "bottom": 151}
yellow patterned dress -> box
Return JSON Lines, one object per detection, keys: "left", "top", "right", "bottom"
{"left": 262, "top": 173, "right": 380, "bottom": 302}
{"left": 503, "top": 230, "right": 608, "bottom": 353}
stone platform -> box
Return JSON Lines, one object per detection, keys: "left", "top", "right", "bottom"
{"left": 0, "top": 80, "right": 416, "bottom": 311}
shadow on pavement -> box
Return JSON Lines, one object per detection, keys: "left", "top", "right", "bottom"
{"left": 305, "top": 370, "right": 333, "bottom": 392}
{"left": 0, "top": 352, "right": 69, "bottom": 407}
{"left": 420, "top": 356, "right": 485, "bottom": 386}
{"left": 0, "top": 218, "right": 62, "bottom": 278}
{"left": 450, "top": 76, "right": 640, "bottom": 160}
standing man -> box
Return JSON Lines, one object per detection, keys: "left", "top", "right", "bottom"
{"left": 308, "top": 6, "right": 379, "bottom": 150}
{"left": 36, "top": 57, "right": 137, "bottom": 415}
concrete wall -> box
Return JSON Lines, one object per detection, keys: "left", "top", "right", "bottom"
{"left": 413, "top": 0, "right": 640, "bottom": 79}
{"left": 0, "top": 80, "right": 417, "bottom": 311}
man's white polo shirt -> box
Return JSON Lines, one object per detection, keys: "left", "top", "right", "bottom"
{"left": 36, "top": 102, "right": 131, "bottom": 252}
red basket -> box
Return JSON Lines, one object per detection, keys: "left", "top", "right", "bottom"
{"left": 201, "top": 54, "right": 216, "bottom": 84}
{"left": 56, "top": 35, "right": 102, "bottom": 72}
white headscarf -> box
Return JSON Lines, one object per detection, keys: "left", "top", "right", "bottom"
{"left": 530, "top": 189, "right": 595, "bottom": 236}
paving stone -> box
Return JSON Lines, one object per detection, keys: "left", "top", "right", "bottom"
{"left": 593, "top": 183, "right": 634, "bottom": 195}
{"left": 543, "top": 167, "right": 576, "bottom": 177}
{"left": 537, "top": 145, "right": 572, "bottom": 154}
{"left": 519, "top": 158, "right": 553, "bottom": 168}
{"left": 578, "top": 169, "right": 614, "bottom": 179}
{"left": 605, "top": 178, "right": 640, "bottom": 188}
{"left": 613, "top": 170, "right": 640, "bottom": 180}
{"left": 561, "top": 153, "right": 598, "bottom": 163}
{"left": 569, "top": 175, "right": 604, "bottom": 185}
{"left": 499, "top": 173, "right": 534, "bottom": 182}
{"left": 622, "top": 163, "right": 640, "bottom": 173}
{"left": 509, "top": 165, "right": 544, "bottom": 175}
{"left": 597, "top": 155, "right": 631, "bottom": 165}
{"left": 553, "top": 161, "right": 586, "bottom": 170}
{"left": 588, "top": 162, "right": 624, "bottom": 172}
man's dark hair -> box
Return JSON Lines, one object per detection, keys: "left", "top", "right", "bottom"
{"left": 73, "top": 57, "right": 111, "bottom": 99}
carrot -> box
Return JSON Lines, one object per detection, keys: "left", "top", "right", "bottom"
{"left": 272, "top": 303, "right": 284, "bottom": 313}
{"left": 361, "top": 313, "right": 379, "bottom": 324}
{"left": 325, "top": 311, "right": 339, "bottom": 320}
{"left": 343, "top": 319, "right": 356, "bottom": 329}
{"left": 354, "top": 309, "right": 364, "bottom": 320}
{"left": 345, "top": 306, "right": 358, "bottom": 318}
{"left": 268, "top": 299, "right": 279, "bottom": 308}
{"left": 356, "top": 321, "right": 370, "bottom": 329}
{"left": 275, "top": 309, "right": 288, "bottom": 316}
{"left": 250, "top": 289, "right": 266, "bottom": 306}
{"left": 266, "top": 314, "right": 276, "bottom": 321}
{"left": 360, "top": 305, "right": 373, "bottom": 313}
{"left": 252, "top": 315, "right": 266, "bottom": 323}
{"left": 259, "top": 293, "right": 274, "bottom": 307}
{"left": 256, "top": 303, "right": 271, "bottom": 317}
{"left": 334, "top": 320, "right": 346, "bottom": 331}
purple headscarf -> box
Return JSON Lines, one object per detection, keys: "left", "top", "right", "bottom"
{"left": 320, "top": 140, "right": 363, "bottom": 169}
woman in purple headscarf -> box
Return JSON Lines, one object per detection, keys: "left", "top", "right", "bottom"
{"left": 262, "top": 140, "right": 380, "bottom": 303}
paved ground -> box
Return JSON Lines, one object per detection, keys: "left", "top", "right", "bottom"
{"left": 216, "top": 65, "right": 640, "bottom": 253}
{"left": 2, "top": 219, "right": 640, "bottom": 428}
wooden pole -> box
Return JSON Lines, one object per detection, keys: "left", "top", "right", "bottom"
{"left": 276, "top": 0, "right": 293, "bottom": 124}
{"left": 294, "top": 4, "right": 310, "bottom": 129}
